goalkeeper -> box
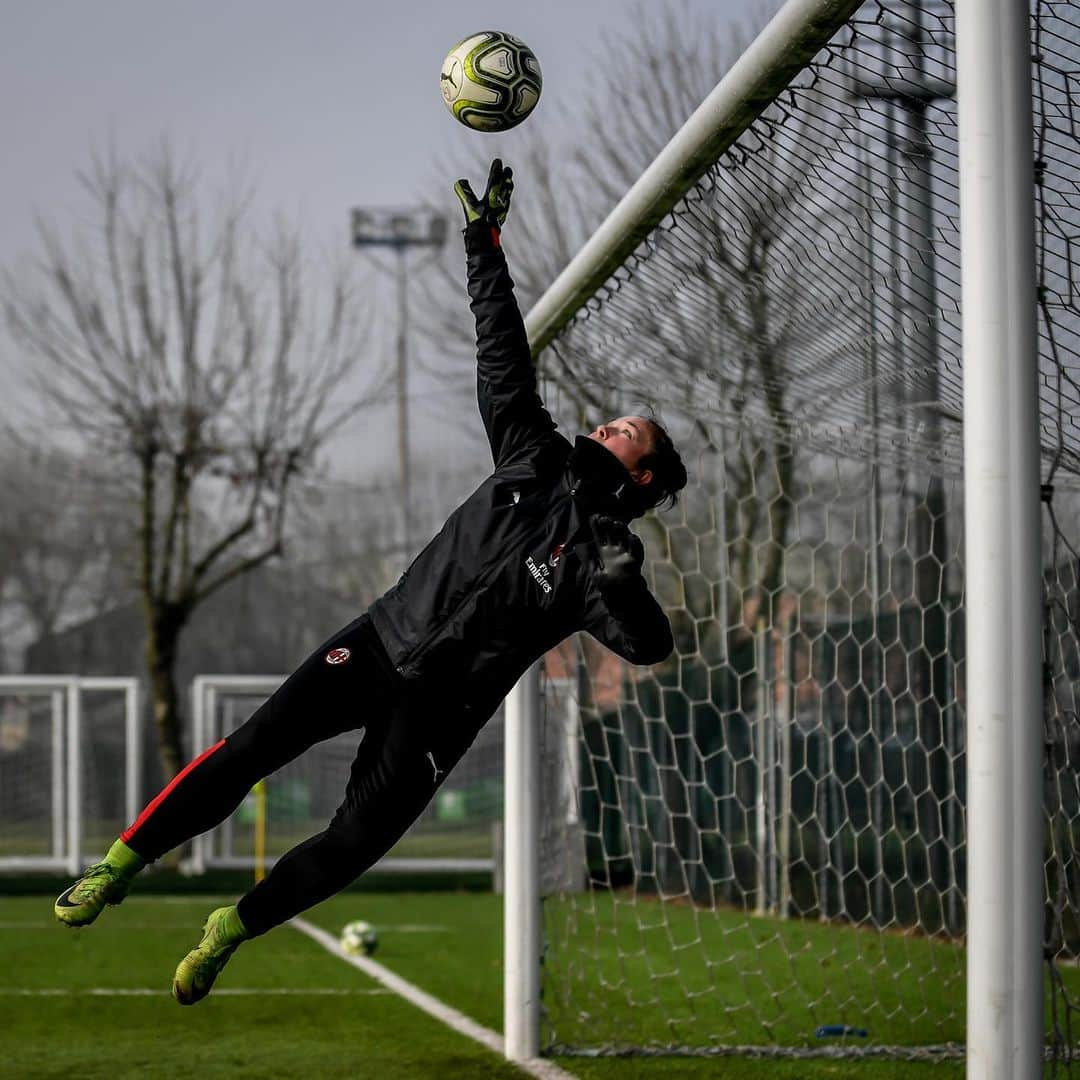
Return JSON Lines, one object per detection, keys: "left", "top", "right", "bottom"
{"left": 53, "top": 160, "right": 688, "bottom": 1005}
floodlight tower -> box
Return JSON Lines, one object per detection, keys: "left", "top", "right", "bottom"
{"left": 351, "top": 208, "right": 447, "bottom": 562}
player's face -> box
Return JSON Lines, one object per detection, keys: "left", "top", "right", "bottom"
{"left": 587, "top": 415, "right": 655, "bottom": 486}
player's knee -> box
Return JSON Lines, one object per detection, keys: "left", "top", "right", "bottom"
{"left": 220, "top": 729, "right": 271, "bottom": 787}
{"left": 318, "top": 817, "right": 375, "bottom": 881}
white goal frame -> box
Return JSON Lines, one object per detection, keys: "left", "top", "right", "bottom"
{"left": 0, "top": 676, "right": 140, "bottom": 875}
{"left": 190, "top": 674, "right": 498, "bottom": 876}
{"left": 506, "top": 0, "right": 1043, "bottom": 1072}
{"left": 189, "top": 675, "right": 286, "bottom": 875}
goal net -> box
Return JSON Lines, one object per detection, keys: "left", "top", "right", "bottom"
{"left": 528, "top": 0, "right": 1080, "bottom": 1061}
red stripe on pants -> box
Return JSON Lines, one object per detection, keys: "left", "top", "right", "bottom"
{"left": 121, "top": 739, "right": 226, "bottom": 845}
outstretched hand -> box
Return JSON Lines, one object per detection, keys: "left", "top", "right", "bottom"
{"left": 454, "top": 158, "right": 514, "bottom": 229}
{"left": 589, "top": 515, "right": 645, "bottom": 592}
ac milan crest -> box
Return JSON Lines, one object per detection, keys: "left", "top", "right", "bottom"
{"left": 550, "top": 542, "right": 566, "bottom": 565}
{"left": 325, "top": 648, "right": 351, "bottom": 665}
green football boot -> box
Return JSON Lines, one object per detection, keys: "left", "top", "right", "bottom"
{"left": 172, "top": 905, "right": 248, "bottom": 1005}
{"left": 54, "top": 840, "right": 143, "bottom": 927}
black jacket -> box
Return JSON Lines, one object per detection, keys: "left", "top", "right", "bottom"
{"left": 368, "top": 221, "right": 673, "bottom": 720}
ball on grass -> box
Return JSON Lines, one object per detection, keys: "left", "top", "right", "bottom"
{"left": 340, "top": 919, "right": 378, "bottom": 957}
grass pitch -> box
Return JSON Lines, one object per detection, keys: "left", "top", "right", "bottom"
{"left": 4, "top": 888, "right": 1069, "bottom": 1078}
{"left": 0, "top": 894, "right": 519, "bottom": 1080}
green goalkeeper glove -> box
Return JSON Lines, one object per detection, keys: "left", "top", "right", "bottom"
{"left": 454, "top": 158, "right": 514, "bottom": 230}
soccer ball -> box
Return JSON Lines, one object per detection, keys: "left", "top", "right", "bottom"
{"left": 340, "top": 919, "right": 378, "bottom": 957}
{"left": 439, "top": 31, "right": 542, "bottom": 132}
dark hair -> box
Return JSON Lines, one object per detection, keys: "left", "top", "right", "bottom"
{"left": 638, "top": 415, "right": 687, "bottom": 511}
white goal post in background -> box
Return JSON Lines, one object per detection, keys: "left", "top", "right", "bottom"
{"left": 189, "top": 675, "right": 287, "bottom": 875}
{"left": 190, "top": 675, "right": 502, "bottom": 877}
{"left": 504, "top": 0, "right": 1052, "bottom": 1073}
{"left": 0, "top": 676, "right": 140, "bottom": 875}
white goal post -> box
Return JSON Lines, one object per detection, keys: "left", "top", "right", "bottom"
{"left": 954, "top": 0, "right": 1042, "bottom": 1072}
{"left": 505, "top": 0, "right": 1048, "bottom": 1072}
{"left": 0, "top": 676, "right": 140, "bottom": 875}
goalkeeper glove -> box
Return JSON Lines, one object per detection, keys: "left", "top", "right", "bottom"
{"left": 589, "top": 515, "right": 645, "bottom": 592}
{"left": 454, "top": 158, "right": 514, "bottom": 231}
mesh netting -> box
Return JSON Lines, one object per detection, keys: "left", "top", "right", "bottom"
{"left": 1039, "top": 0, "right": 1080, "bottom": 1069}
{"left": 535, "top": 0, "right": 1080, "bottom": 1063}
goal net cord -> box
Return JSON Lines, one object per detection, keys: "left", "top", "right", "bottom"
{"left": 522, "top": 0, "right": 1080, "bottom": 1062}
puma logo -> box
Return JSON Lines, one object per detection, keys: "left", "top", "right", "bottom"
{"left": 426, "top": 751, "right": 445, "bottom": 785}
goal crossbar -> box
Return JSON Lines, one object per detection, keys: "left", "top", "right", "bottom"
{"left": 524, "top": 0, "right": 865, "bottom": 356}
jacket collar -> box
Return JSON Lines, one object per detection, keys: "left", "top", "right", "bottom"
{"left": 566, "top": 435, "right": 651, "bottom": 521}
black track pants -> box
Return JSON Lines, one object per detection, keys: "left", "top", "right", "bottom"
{"left": 122, "top": 616, "right": 481, "bottom": 937}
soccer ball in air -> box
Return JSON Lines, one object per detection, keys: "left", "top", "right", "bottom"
{"left": 439, "top": 31, "right": 542, "bottom": 132}
{"left": 340, "top": 920, "right": 378, "bottom": 957}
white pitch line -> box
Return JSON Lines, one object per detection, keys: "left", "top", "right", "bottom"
{"left": 0, "top": 922, "right": 233, "bottom": 930}
{"left": 378, "top": 924, "right": 449, "bottom": 933}
{"left": 291, "top": 918, "right": 577, "bottom": 1080}
{"left": 0, "top": 987, "right": 389, "bottom": 996}
{"left": 0, "top": 921, "right": 449, "bottom": 932}
{"left": 127, "top": 896, "right": 237, "bottom": 905}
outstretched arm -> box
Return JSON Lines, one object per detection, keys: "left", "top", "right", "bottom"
{"left": 582, "top": 515, "right": 674, "bottom": 665}
{"left": 456, "top": 160, "right": 557, "bottom": 468}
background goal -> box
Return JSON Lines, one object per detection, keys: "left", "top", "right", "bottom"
{"left": 0, "top": 677, "right": 140, "bottom": 874}
{"left": 189, "top": 675, "right": 503, "bottom": 877}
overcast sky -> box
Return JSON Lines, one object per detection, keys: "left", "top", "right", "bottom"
{"left": 1, "top": 0, "right": 761, "bottom": 478}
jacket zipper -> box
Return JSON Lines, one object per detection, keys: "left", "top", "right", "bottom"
{"left": 394, "top": 483, "right": 578, "bottom": 676}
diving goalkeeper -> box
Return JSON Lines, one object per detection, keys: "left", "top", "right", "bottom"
{"left": 53, "top": 160, "right": 688, "bottom": 1005}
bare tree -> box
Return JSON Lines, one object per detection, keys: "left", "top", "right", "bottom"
{"left": 4, "top": 146, "right": 381, "bottom": 780}
{"left": 0, "top": 427, "right": 133, "bottom": 664}
{"left": 288, "top": 476, "right": 404, "bottom": 608}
